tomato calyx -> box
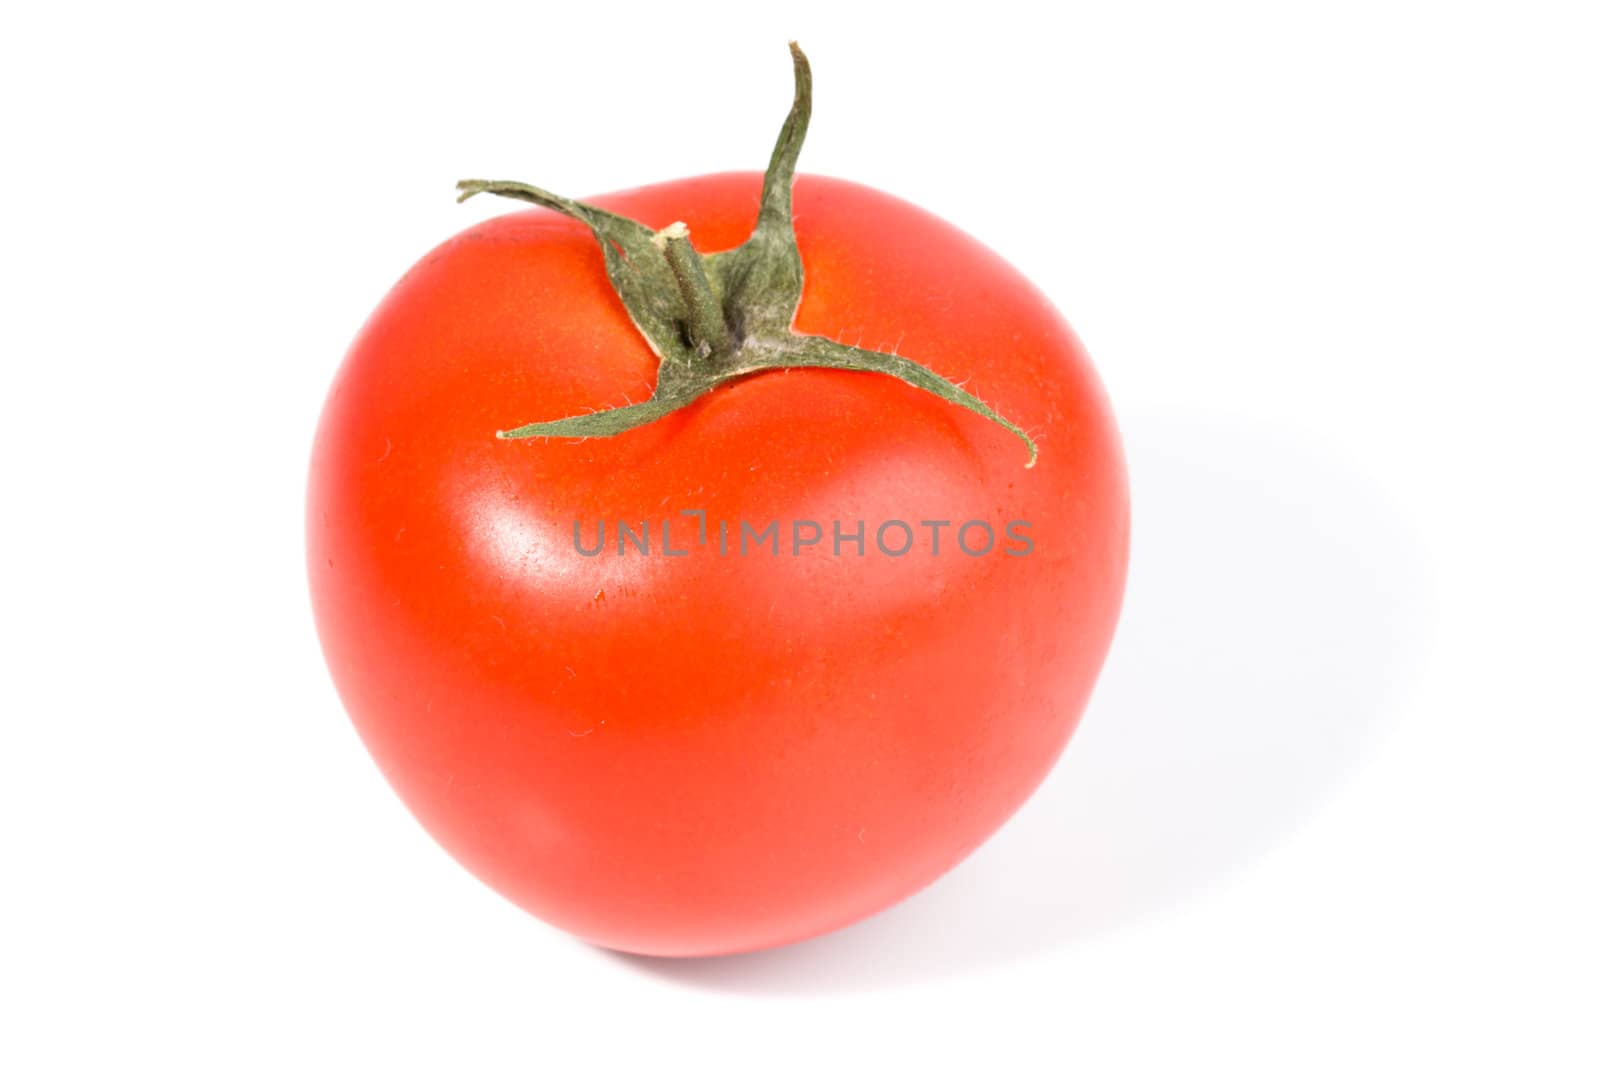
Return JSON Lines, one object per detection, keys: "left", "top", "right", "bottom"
{"left": 455, "top": 42, "right": 1038, "bottom": 468}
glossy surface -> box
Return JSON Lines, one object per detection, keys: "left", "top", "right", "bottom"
{"left": 307, "top": 173, "right": 1129, "bottom": 956}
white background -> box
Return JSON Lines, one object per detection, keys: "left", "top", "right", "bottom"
{"left": 3, "top": 1, "right": 1596, "bottom": 1062}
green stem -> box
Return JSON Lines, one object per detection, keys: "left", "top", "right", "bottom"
{"left": 652, "top": 223, "right": 731, "bottom": 365}
{"left": 460, "top": 42, "right": 1040, "bottom": 468}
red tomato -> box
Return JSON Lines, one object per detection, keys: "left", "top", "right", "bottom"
{"left": 308, "top": 167, "right": 1127, "bottom": 956}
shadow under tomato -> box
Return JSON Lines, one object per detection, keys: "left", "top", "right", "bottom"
{"left": 609, "top": 412, "right": 1434, "bottom": 993}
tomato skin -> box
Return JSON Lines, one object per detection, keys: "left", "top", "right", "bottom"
{"left": 307, "top": 172, "right": 1128, "bottom": 956}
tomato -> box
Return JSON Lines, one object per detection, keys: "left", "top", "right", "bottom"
{"left": 307, "top": 46, "right": 1127, "bottom": 956}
